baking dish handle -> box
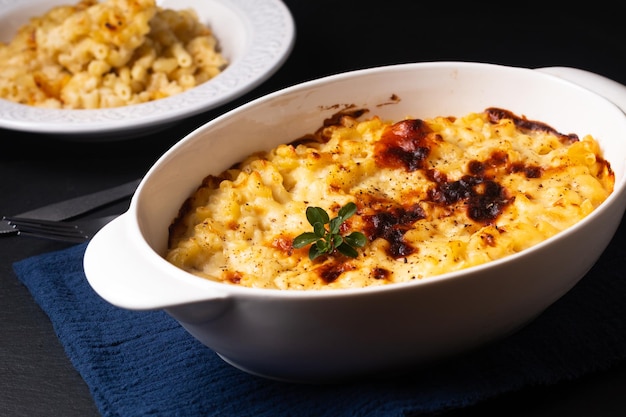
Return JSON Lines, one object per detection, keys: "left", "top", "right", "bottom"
{"left": 536, "top": 66, "right": 626, "bottom": 113}
{"left": 83, "top": 214, "right": 231, "bottom": 316}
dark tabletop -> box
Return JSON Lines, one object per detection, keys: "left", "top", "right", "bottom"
{"left": 2, "top": 2, "right": 626, "bottom": 416}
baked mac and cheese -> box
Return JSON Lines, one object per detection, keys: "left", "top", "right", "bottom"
{"left": 0, "top": 0, "right": 227, "bottom": 109}
{"left": 166, "top": 108, "right": 614, "bottom": 290}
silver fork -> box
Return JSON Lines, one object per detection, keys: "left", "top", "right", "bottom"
{"left": 2, "top": 215, "right": 118, "bottom": 243}
{"left": 1, "top": 178, "right": 139, "bottom": 237}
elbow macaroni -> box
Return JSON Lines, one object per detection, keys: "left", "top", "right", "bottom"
{"left": 0, "top": 0, "right": 227, "bottom": 109}
{"left": 166, "top": 108, "right": 615, "bottom": 290}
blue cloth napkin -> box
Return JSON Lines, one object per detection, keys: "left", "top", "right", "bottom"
{"left": 13, "top": 218, "right": 626, "bottom": 417}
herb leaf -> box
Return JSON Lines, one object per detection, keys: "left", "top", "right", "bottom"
{"left": 344, "top": 231, "right": 367, "bottom": 248}
{"left": 329, "top": 217, "right": 343, "bottom": 235}
{"left": 293, "top": 232, "right": 319, "bottom": 248}
{"left": 338, "top": 202, "right": 357, "bottom": 219}
{"left": 337, "top": 242, "right": 358, "bottom": 258}
{"left": 293, "top": 202, "right": 367, "bottom": 260}
{"left": 306, "top": 207, "right": 329, "bottom": 226}
{"left": 313, "top": 222, "right": 326, "bottom": 238}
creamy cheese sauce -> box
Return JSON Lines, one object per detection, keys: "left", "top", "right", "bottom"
{"left": 166, "top": 108, "right": 614, "bottom": 290}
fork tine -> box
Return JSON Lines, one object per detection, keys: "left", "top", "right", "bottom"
{"left": 5, "top": 217, "right": 80, "bottom": 232}
{"left": 3, "top": 215, "right": 117, "bottom": 243}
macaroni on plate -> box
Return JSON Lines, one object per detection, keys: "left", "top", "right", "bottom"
{"left": 166, "top": 108, "right": 615, "bottom": 290}
{"left": 0, "top": 0, "right": 227, "bottom": 109}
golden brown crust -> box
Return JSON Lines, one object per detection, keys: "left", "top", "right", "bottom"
{"left": 166, "top": 108, "right": 614, "bottom": 290}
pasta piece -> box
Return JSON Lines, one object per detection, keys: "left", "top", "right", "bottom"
{"left": 166, "top": 109, "right": 615, "bottom": 290}
{"left": 0, "top": 0, "right": 227, "bottom": 108}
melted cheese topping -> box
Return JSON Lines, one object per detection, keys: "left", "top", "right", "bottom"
{"left": 166, "top": 108, "right": 614, "bottom": 290}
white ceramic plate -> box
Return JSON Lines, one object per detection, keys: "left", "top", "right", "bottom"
{"left": 0, "top": 0, "right": 295, "bottom": 139}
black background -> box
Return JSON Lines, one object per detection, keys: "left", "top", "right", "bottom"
{"left": 2, "top": 2, "right": 626, "bottom": 416}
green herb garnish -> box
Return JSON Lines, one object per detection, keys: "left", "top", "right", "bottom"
{"left": 293, "top": 202, "right": 367, "bottom": 260}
